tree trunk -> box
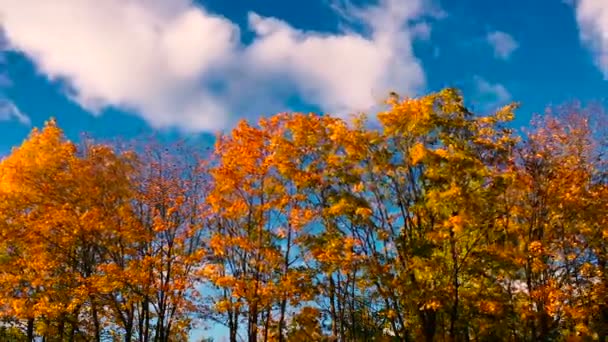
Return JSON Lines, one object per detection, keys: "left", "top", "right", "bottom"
{"left": 144, "top": 297, "right": 151, "bottom": 342}
{"left": 329, "top": 276, "right": 338, "bottom": 339}
{"left": 229, "top": 311, "right": 238, "bottom": 342}
{"left": 263, "top": 307, "right": 271, "bottom": 342}
{"left": 449, "top": 226, "right": 460, "bottom": 341}
{"left": 249, "top": 308, "right": 258, "bottom": 342}
{"left": 228, "top": 298, "right": 238, "bottom": 342}
{"left": 58, "top": 315, "right": 66, "bottom": 341}
{"left": 26, "top": 317, "right": 34, "bottom": 342}
{"left": 124, "top": 305, "right": 134, "bottom": 342}
{"left": 420, "top": 309, "right": 437, "bottom": 342}
{"left": 92, "top": 302, "right": 101, "bottom": 342}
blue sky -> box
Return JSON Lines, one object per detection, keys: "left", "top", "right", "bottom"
{"left": 2, "top": 0, "right": 608, "bottom": 154}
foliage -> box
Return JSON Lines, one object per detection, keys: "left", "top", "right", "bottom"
{"left": 1, "top": 89, "right": 607, "bottom": 341}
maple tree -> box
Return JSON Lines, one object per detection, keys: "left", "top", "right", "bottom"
{"left": 204, "top": 115, "right": 322, "bottom": 342}
{"left": 1, "top": 89, "right": 607, "bottom": 341}
{"left": 0, "top": 123, "right": 207, "bottom": 341}
{"left": 505, "top": 109, "right": 608, "bottom": 341}
{"left": 129, "top": 141, "right": 209, "bottom": 342}
{"left": 0, "top": 119, "right": 142, "bottom": 340}
{"left": 292, "top": 90, "right": 520, "bottom": 341}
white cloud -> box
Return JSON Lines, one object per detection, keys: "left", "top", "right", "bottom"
{"left": 246, "top": 0, "right": 428, "bottom": 115}
{"left": 0, "top": 0, "right": 434, "bottom": 131}
{"left": 472, "top": 76, "right": 511, "bottom": 110}
{"left": 486, "top": 31, "right": 519, "bottom": 60}
{"left": 0, "top": 0, "right": 238, "bottom": 131}
{"left": 575, "top": 0, "right": 608, "bottom": 79}
{"left": 410, "top": 22, "right": 432, "bottom": 41}
{"left": 0, "top": 36, "right": 28, "bottom": 125}
{"left": 0, "top": 99, "right": 30, "bottom": 125}
{"left": 0, "top": 54, "right": 9, "bottom": 88}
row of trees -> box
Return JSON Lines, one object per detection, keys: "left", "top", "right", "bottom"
{"left": 1, "top": 88, "right": 607, "bottom": 341}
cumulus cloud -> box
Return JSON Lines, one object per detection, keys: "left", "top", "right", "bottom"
{"left": 0, "top": 0, "right": 434, "bottom": 131}
{"left": 575, "top": 0, "right": 608, "bottom": 79}
{"left": 472, "top": 76, "right": 511, "bottom": 110}
{"left": 486, "top": 31, "right": 519, "bottom": 60}
{"left": 246, "top": 0, "right": 428, "bottom": 115}
{"left": 0, "top": 0, "right": 238, "bottom": 130}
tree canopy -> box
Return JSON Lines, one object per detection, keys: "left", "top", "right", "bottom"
{"left": 1, "top": 89, "right": 607, "bottom": 341}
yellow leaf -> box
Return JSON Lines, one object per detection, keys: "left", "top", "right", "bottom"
{"left": 410, "top": 142, "right": 426, "bottom": 164}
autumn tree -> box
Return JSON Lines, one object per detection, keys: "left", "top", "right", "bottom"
{"left": 202, "top": 89, "right": 524, "bottom": 341}
{"left": 130, "top": 141, "right": 209, "bottom": 342}
{"left": 89, "top": 138, "right": 212, "bottom": 342}
{"left": 0, "top": 119, "right": 142, "bottom": 341}
{"left": 3, "top": 89, "right": 608, "bottom": 342}
{"left": 506, "top": 108, "right": 608, "bottom": 341}
{"left": 297, "top": 89, "right": 520, "bottom": 341}
{"left": 204, "top": 115, "right": 329, "bottom": 342}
